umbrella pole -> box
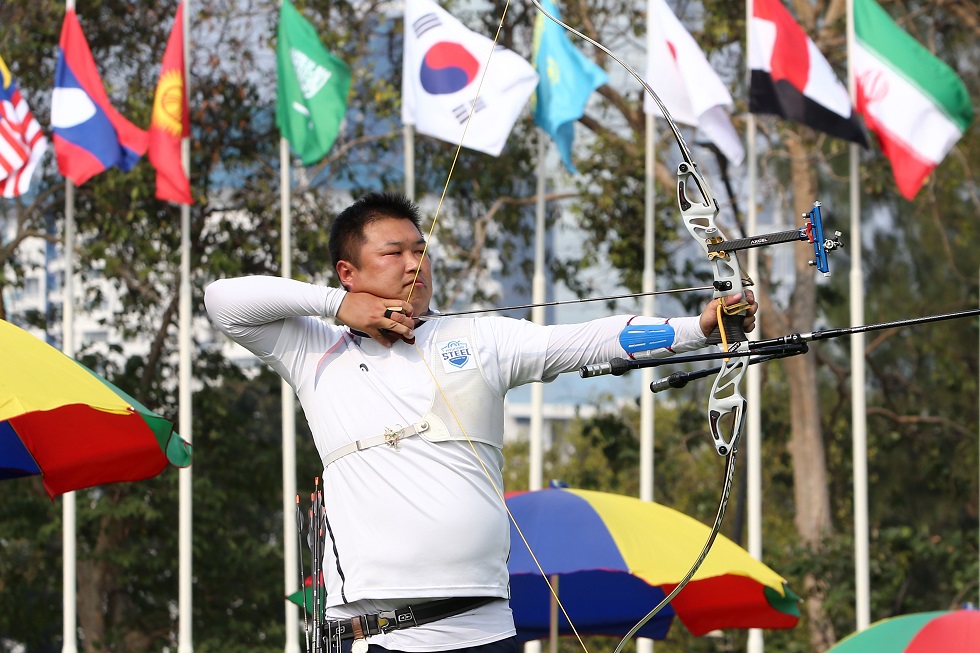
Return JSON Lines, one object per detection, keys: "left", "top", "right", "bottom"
{"left": 549, "top": 575, "right": 559, "bottom": 653}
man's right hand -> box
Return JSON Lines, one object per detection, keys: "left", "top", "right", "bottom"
{"left": 336, "top": 293, "right": 416, "bottom": 346}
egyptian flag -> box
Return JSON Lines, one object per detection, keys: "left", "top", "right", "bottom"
{"left": 749, "top": 0, "right": 867, "bottom": 146}
{"left": 149, "top": 1, "right": 191, "bottom": 204}
{"left": 51, "top": 9, "right": 149, "bottom": 186}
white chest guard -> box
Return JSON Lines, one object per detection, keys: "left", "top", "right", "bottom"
{"left": 322, "top": 318, "right": 505, "bottom": 468}
{"left": 419, "top": 318, "right": 505, "bottom": 448}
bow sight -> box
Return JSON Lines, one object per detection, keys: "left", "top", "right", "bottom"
{"left": 706, "top": 202, "right": 843, "bottom": 277}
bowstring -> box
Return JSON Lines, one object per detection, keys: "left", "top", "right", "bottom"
{"left": 403, "top": 3, "right": 590, "bottom": 652}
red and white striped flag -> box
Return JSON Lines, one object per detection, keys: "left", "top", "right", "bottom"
{"left": 0, "top": 54, "right": 47, "bottom": 198}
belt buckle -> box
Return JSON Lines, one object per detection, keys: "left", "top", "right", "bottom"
{"left": 378, "top": 610, "right": 397, "bottom": 633}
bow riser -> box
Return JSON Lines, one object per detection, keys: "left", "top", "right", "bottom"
{"left": 676, "top": 161, "right": 751, "bottom": 454}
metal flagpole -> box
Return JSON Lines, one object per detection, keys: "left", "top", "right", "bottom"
{"left": 61, "top": 2, "right": 78, "bottom": 650}
{"left": 404, "top": 124, "right": 415, "bottom": 200}
{"left": 178, "top": 2, "right": 195, "bottom": 652}
{"left": 281, "top": 135, "right": 300, "bottom": 653}
{"left": 637, "top": 106, "right": 656, "bottom": 653}
{"left": 639, "top": 102, "right": 657, "bottom": 502}
{"left": 62, "top": 175, "right": 78, "bottom": 653}
{"left": 639, "top": 112, "right": 656, "bottom": 506}
{"left": 745, "top": 112, "right": 764, "bottom": 653}
{"left": 638, "top": 4, "right": 656, "bottom": 653}
{"left": 745, "top": 2, "right": 764, "bottom": 652}
{"left": 846, "top": 0, "right": 871, "bottom": 631}
{"left": 524, "top": 130, "right": 548, "bottom": 653}
{"left": 277, "top": 5, "right": 300, "bottom": 649}
{"left": 530, "top": 131, "right": 546, "bottom": 493}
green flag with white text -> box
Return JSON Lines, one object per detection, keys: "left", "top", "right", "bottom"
{"left": 276, "top": 0, "right": 351, "bottom": 166}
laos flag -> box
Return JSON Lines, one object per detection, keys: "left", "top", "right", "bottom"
{"left": 51, "top": 9, "right": 148, "bottom": 186}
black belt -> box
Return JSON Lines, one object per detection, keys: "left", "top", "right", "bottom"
{"left": 321, "top": 597, "right": 494, "bottom": 641}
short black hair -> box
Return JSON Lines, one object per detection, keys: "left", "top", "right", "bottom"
{"left": 329, "top": 192, "right": 424, "bottom": 267}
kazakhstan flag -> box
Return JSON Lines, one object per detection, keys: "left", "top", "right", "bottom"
{"left": 533, "top": 0, "right": 608, "bottom": 173}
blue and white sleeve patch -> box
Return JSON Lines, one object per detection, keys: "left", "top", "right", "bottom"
{"left": 619, "top": 320, "right": 675, "bottom": 357}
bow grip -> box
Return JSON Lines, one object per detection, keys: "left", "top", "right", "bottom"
{"left": 705, "top": 310, "right": 748, "bottom": 347}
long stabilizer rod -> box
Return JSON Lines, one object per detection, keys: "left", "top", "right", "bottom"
{"left": 579, "top": 307, "right": 980, "bottom": 382}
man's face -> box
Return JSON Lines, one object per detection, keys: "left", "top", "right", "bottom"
{"left": 337, "top": 217, "right": 432, "bottom": 315}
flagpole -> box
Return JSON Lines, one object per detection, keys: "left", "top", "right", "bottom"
{"left": 846, "top": 0, "right": 870, "bottom": 632}
{"left": 523, "top": 130, "right": 548, "bottom": 653}
{"left": 745, "top": 104, "right": 765, "bottom": 653}
{"left": 277, "top": 10, "right": 299, "bottom": 653}
{"left": 637, "top": 106, "right": 656, "bottom": 653}
{"left": 61, "top": 173, "right": 78, "bottom": 653}
{"left": 279, "top": 132, "right": 301, "bottom": 653}
{"left": 745, "top": 2, "right": 764, "bottom": 652}
{"left": 178, "top": 2, "right": 194, "bottom": 653}
{"left": 639, "top": 114, "right": 656, "bottom": 508}
{"left": 59, "top": 2, "right": 78, "bottom": 651}
{"left": 530, "top": 130, "right": 546, "bottom": 495}
{"left": 639, "top": 0, "right": 656, "bottom": 510}
{"left": 638, "top": 6, "right": 656, "bottom": 653}
{"left": 404, "top": 124, "right": 415, "bottom": 200}
{"left": 280, "top": 134, "right": 301, "bottom": 653}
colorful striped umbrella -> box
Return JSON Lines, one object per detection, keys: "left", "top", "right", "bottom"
{"left": 506, "top": 487, "right": 800, "bottom": 641}
{"left": 0, "top": 319, "right": 191, "bottom": 498}
{"left": 828, "top": 608, "right": 980, "bottom": 653}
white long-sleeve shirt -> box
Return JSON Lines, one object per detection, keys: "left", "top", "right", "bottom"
{"left": 204, "top": 276, "right": 706, "bottom": 650}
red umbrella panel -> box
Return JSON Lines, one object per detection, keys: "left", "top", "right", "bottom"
{"left": 506, "top": 487, "right": 800, "bottom": 641}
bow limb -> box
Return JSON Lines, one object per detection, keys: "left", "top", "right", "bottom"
{"left": 611, "top": 450, "right": 740, "bottom": 652}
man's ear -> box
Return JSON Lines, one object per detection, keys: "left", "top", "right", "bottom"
{"left": 336, "top": 260, "right": 355, "bottom": 290}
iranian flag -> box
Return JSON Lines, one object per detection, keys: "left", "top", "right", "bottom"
{"left": 854, "top": 0, "right": 973, "bottom": 199}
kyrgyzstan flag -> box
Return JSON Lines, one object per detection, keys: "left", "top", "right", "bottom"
{"left": 149, "top": 1, "right": 191, "bottom": 205}
{"left": 51, "top": 9, "right": 149, "bottom": 186}
{"left": 749, "top": 0, "right": 867, "bottom": 146}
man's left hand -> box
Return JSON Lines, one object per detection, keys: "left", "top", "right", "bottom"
{"left": 699, "top": 289, "right": 758, "bottom": 338}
